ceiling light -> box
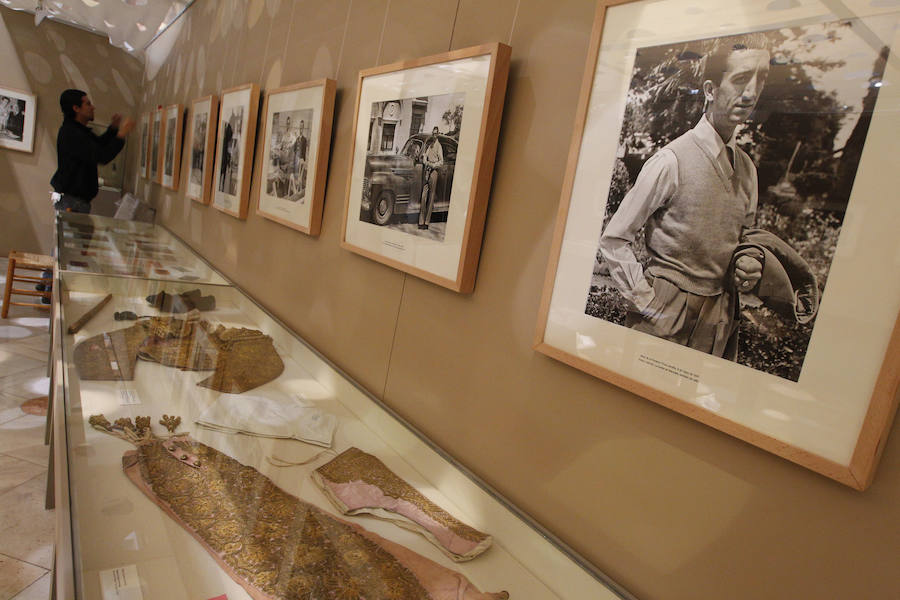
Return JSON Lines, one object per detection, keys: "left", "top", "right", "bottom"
{"left": 82, "top": 0, "right": 100, "bottom": 7}
{"left": 135, "top": 22, "right": 146, "bottom": 32}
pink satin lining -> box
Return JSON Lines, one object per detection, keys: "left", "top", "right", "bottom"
{"left": 322, "top": 479, "right": 483, "bottom": 556}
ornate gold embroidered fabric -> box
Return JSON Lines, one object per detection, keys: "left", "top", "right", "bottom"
{"left": 314, "top": 448, "right": 492, "bottom": 561}
{"left": 73, "top": 315, "right": 284, "bottom": 393}
{"left": 121, "top": 437, "right": 508, "bottom": 600}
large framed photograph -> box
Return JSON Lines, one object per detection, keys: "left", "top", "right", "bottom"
{"left": 0, "top": 87, "right": 36, "bottom": 153}
{"left": 138, "top": 112, "right": 150, "bottom": 179}
{"left": 160, "top": 104, "right": 183, "bottom": 190}
{"left": 186, "top": 95, "right": 219, "bottom": 204}
{"left": 150, "top": 107, "right": 162, "bottom": 183}
{"left": 341, "top": 43, "right": 511, "bottom": 293}
{"left": 212, "top": 83, "right": 260, "bottom": 219}
{"left": 536, "top": 0, "right": 900, "bottom": 489}
{"left": 256, "top": 79, "right": 336, "bottom": 236}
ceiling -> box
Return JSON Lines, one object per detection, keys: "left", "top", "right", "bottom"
{"left": 0, "top": 0, "right": 193, "bottom": 54}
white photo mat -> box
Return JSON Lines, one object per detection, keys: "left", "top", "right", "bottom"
{"left": 160, "top": 105, "right": 181, "bottom": 189}
{"left": 538, "top": 0, "right": 900, "bottom": 486}
{"left": 150, "top": 109, "right": 162, "bottom": 182}
{"left": 186, "top": 96, "right": 216, "bottom": 203}
{"left": 344, "top": 55, "right": 492, "bottom": 282}
{"left": 138, "top": 113, "right": 149, "bottom": 178}
{"left": 212, "top": 86, "right": 256, "bottom": 217}
{"left": 0, "top": 87, "right": 36, "bottom": 153}
{"left": 257, "top": 84, "right": 325, "bottom": 230}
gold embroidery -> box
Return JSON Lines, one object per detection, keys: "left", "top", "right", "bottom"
{"left": 132, "top": 439, "right": 433, "bottom": 599}
{"left": 316, "top": 448, "right": 489, "bottom": 544}
{"left": 159, "top": 415, "right": 181, "bottom": 433}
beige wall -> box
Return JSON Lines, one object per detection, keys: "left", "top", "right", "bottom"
{"left": 127, "top": 1, "right": 899, "bottom": 599}
{"left": 0, "top": 7, "right": 143, "bottom": 256}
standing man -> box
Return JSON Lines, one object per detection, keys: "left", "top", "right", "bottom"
{"left": 219, "top": 114, "right": 234, "bottom": 192}
{"left": 418, "top": 126, "right": 443, "bottom": 230}
{"left": 598, "top": 40, "right": 771, "bottom": 359}
{"left": 50, "top": 89, "right": 134, "bottom": 213}
{"left": 292, "top": 119, "right": 308, "bottom": 197}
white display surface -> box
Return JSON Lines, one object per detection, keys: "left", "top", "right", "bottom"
{"left": 59, "top": 273, "right": 623, "bottom": 600}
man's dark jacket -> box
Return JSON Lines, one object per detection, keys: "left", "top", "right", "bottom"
{"left": 50, "top": 118, "right": 124, "bottom": 201}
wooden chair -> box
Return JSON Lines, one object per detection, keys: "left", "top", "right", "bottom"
{"left": 2, "top": 251, "right": 54, "bottom": 318}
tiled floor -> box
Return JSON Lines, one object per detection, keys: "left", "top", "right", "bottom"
{"left": 0, "top": 257, "right": 54, "bottom": 600}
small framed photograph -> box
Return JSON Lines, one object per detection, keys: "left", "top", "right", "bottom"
{"left": 186, "top": 95, "right": 219, "bottom": 204}
{"left": 160, "top": 104, "right": 183, "bottom": 191}
{"left": 212, "top": 83, "right": 260, "bottom": 219}
{"left": 138, "top": 112, "right": 150, "bottom": 179}
{"left": 150, "top": 107, "right": 162, "bottom": 183}
{"left": 341, "top": 43, "right": 511, "bottom": 293}
{"left": 0, "top": 87, "right": 36, "bottom": 153}
{"left": 535, "top": 0, "right": 900, "bottom": 489}
{"left": 256, "top": 79, "right": 336, "bottom": 236}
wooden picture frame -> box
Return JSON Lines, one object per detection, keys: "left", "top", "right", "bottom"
{"left": 0, "top": 86, "right": 36, "bottom": 153}
{"left": 150, "top": 107, "right": 162, "bottom": 184}
{"left": 160, "top": 104, "right": 184, "bottom": 191}
{"left": 340, "top": 43, "right": 511, "bottom": 293}
{"left": 255, "top": 79, "right": 336, "bottom": 236}
{"left": 186, "top": 95, "right": 219, "bottom": 205}
{"left": 534, "top": 0, "right": 900, "bottom": 489}
{"left": 138, "top": 112, "right": 150, "bottom": 179}
{"left": 211, "top": 83, "right": 260, "bottom": 219}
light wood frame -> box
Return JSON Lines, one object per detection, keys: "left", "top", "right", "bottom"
{"left": 534, "top": 0, "right": 900, "bottom": 490}
{"left": 151, "top": 107, "right": 163, "bottom": 184}
{"left": 255, "top": 79, "right": 336, "bottom": 236}
{"left": 185, "top": 95, "right": 219, "bottom": 205}
{"left": 211, "top": 83, "right": 260, "bottom": 220}
{"left": 138, "top": 112, "right": 150, "bottom": 179}
{"left": 160, "top": 104, "right": 184, "bottom": 191}
{"left": 0, "top": 85, "right": 36, "bottom": 153}
{"left": 340, "top": 43, "right": 511, "bottom": 293}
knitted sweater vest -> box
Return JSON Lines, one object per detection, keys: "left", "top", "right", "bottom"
{"left": 645, "top": 131, "right": 756, "bottom": 296}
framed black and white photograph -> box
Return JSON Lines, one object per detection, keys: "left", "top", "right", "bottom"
{"left": 138, "top": 112, "right": 150, "bottom": 179}
{"left": 150, "top": 107, "right": 162, "bottom": 183}
{"left": 536, "top": 0, "right": 900, "bottom": 489}
{"left": 256, "top": 79, "right": 335, "bottom": 236}
{"left": 160, "top": 104, "right": 183, "bottom": 191}
{"left": 212, "top": 83, "right": 260, "bottom": 219}
{"left": 186, "top": 95, "right": 219, "bottom": 204}
{"left": 0, "top": 86, "right": 36, "bottom": 153}
{"left": 341, "top": 43, "right": 511, "bottom": 293}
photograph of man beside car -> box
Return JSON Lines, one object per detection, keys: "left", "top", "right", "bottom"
{"left": 358, "top": 92, "right": 464, "bottom": 242}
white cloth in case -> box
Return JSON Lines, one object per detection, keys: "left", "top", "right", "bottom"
{"left": 195, "top": 391, "right": 337, "bottom": 447}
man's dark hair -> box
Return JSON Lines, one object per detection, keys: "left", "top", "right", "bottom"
{"left": 60, "top": 89, "right": 86, "bottom": 119}
{"left": 703, "top": 33, "right": 770, "bottom": 86}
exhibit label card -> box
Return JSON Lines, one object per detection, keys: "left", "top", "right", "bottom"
{"left": 99, "top": 565, "right": 143, "bottom": 600}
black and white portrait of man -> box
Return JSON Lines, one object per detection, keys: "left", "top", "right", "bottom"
{"left": 587, "top": 19, "right": 890, "bottom": 381}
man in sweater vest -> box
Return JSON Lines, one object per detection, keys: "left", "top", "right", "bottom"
{"left": 599, "top": 40, "right": 771, "bottom": 359}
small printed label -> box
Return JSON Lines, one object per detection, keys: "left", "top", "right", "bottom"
{"left": 99, "top": 565, "right": 143, "bottom": 600}
{"left": 383, "top": 240, "right": 405, "bottom": 251}
{"left": 118, "top": 389, "right": 141, "bottom": 406}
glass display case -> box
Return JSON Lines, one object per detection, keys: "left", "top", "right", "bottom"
{"left": 56, "top": 213, "right": 227, "bottom": 285}
{"left": 50, "top": 217, "right": 630, "bottom": 600}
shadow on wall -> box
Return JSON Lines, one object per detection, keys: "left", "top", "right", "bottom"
{"left": 0, "top": 151, "right": 42, "bottom": 254}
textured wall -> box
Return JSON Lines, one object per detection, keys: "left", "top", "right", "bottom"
{"left": 0, "top": 6, "right": 143, "bottom": 256}
{"left": 128, "top": 1, "right": 899, "bottom": 599}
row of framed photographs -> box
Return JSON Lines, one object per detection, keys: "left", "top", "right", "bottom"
{"left": 137, "top": 41, "right": 510, "bottom": 286}
{"left": 137, "top": 79, "right": 331, "bottom": 237}
{"left": 134, "top": 0, "right": 900, "bottom": 493}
